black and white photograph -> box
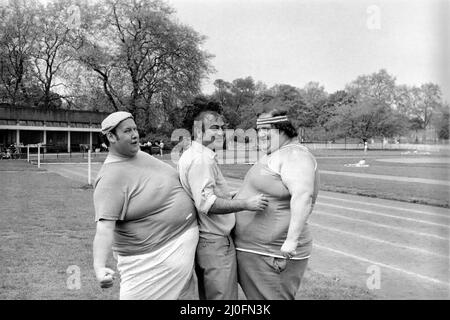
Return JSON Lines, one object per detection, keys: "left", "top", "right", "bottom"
{"left": 0, "top": 0, "right": 449, "bottom": 304}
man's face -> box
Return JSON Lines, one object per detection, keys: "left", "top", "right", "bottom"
{"left": 257, "top": 114, "right": 280, "bottom": 154}
{"left": 202, "top": 113, "right": 225, "bottom": 149}
{"left": 108, "top": 118, "right": 140, "bottom": 157}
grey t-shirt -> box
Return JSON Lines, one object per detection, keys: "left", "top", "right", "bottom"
{"left": 93, "top": 151, "right": 197, "bottom": 256}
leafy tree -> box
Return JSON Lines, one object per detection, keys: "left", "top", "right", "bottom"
{"left": 394, "top": 83, "right": 444, "bottom": 139}
{"left": 213, "top": 79, "right": 233, "bottom": 107}
{"left": 27, "top": 0, "right": 84, "bottom": 109}
{"left": 0, "top": 0, "right": 39, "bottom": 105}
{"left": 211, "top": 76, "right": 258, "bottom": 129}
{"left": 432, "top": 103, "right": 450, "bottom": 140}
{"left": 326, "top": 97, "right": 408, "bottom": 142}
{"left": 225, "top": 77, "right": 256, "bottom": 127}
{"left": 297, "top": 82, "right": 328, "bottom": 128}
{"left": 409, "top": 83, "right": 443, "bottom": 130}
{"left": 77, "top": 0, "right": 213, "bottom": 131}
{"left": 346, "top": 69, "right": 397, "bottom": 107}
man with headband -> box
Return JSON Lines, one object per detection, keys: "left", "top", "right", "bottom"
{"left": 233, "top": 109, "right": 320, "bottom": 300}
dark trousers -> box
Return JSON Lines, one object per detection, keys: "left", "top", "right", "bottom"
{"left": 196, "top": 235, "right": 238, "bottom": 300}
{"left": 237, "top": 250, "right": 309, "bottom": 300}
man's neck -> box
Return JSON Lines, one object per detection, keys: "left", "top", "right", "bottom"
{"left": 194, "top": 138, "right": 213, "bottom": 148}
{"left": 280, "top": 137, "right": 297, "bottom": 148}
{"left": 108, "top": 148, "right": 135, "bottom": 159}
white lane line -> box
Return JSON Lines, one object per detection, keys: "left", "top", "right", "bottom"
{"left": 227, "top": 178, "right": 450, "bottom": 219}
{"left": 316, "top": 202, "right": 449, "bottom": 228}
{"left": 309, "top": 223, "right": 448, "bottom": 259}
{"left": 320, "top": 170, "right": 450, "bottom": 187}
{"left": 318, "top": 195, "right": 450, "bottom": 219}
{"left": 46, "top": 166, "right": 100, "bottom": 182}
{"left": 315, "top": 210, "right": 449, "bottom": 241}
{"left": 313, "top": 243, "right": 449, "bottom": 286}
{"left": 51, "top": 167, "right": 90, "bottom": 180}
{"left": 39, "top": 162, "right": 103, "bottom": 165}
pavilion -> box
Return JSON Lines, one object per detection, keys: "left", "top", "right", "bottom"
{"left": 0, "top": 104, "right": 110, "bottom": 153}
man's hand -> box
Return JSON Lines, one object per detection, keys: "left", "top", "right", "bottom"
{"left": 229, "top": 190, "right": 238, "bottom": 199}
{"left": 95, "top": 267, "right": 116, "bottom": 289}
{"left": 245, "top": 194, "right": 269, "bottom": 211}
{"left": 280, "top": 239, "right": 298, "bottom": 259}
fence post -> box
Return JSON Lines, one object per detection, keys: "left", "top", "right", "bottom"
{"left": 37, "top": 144, "right": 41, "bottom": 168}
{"left": 88, "top": 149, "right": 92, "bottom": 186}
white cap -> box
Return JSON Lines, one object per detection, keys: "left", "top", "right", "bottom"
{"left": 101, "top": 111, "right": 133, "bottom": 134}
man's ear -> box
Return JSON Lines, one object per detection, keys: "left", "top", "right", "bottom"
{"left": 107, "top": 132, "right": 117, "bottom": 144}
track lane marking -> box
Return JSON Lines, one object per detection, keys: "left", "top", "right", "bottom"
{"left": 310, "top": 223, "right": 448, "bottom": 259}
{"left": 227, "top": 178, "right": 450, "bottom": 220}
{"left": 318, "top": 194, "right": 450, "bottom": 219}
{"left": 43, "top": 166, "right": 100, "bottom": 182}
{"left": 316, "top": 202, "right": 450, "bottom": 228}
{"left": 320, "top": 170, "right": 450, "bottom": 187}
{"left": 315, "top": 210, "right": 449, "bottom": 241}
{"left": 313, "top": 243, "right": 450, "bottom": 286}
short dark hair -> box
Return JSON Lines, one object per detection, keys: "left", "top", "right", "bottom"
{"left": 194, "top": 111, "right": 223, "bottom": 133}
{"left": 258, "top": 109, "right": 298, "bottom": 138}
{"left": 182, "top": 98, "right": 223, "bottom": 132}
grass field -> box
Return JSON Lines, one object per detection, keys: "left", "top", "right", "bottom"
{"left": 0, "top": 161, "right": 375, "bottom": 300}
{"left": 218, "top": 149, "right": 450, "bottom": 208}
{"left": 2, "top": 148, "right": 448, "bottom": 299}
{"left": 27, "top": 148, "right": 450, "bottom": 208}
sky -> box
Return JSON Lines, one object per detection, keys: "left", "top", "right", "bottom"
{"left": 167, "top": 0, "right": 449, "bottom": 102}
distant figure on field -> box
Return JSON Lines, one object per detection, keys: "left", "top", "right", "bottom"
{"left": 159, "top": 141, "right": 164, "bottom": 157}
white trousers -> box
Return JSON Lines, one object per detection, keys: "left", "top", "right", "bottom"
{"left": 117, "top": 226, "right": 199, "bottom": 300}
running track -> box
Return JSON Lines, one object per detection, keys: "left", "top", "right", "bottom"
{"left": 41, "top": 162, "right": 450, "bottom": 299}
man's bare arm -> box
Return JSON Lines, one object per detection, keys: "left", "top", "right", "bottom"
{"left": 93, "top": 220, "right": 116, "bottom": 288}
{"left": 186, "top": 158, "right": 269, "bottom": 215}
{"left": 209, "top": 195, "right": 268, "bottom": 215}
{"left": 279, "top": 151, "right": 316, "bottom": 257}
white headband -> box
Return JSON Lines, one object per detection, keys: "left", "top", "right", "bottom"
{"left": 256, "top": 115, "right": 289, "bottom": 126}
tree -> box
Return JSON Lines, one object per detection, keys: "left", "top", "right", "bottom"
{"left": 316, "top": 90, "right": 356, "bottom": 140}
{"left": 409, "top": 83, "right": 443, "bottom": 130}
{"left": 0, "top": 0, "right": 39, "bottom": 105}
{"left": 224, "top": 77, "right": 256, "bottom": 127}
{"left": 297, "top": 81, "right": 328, "bottom": 128}
{"left": 213, "top": 79, "right": 232, "bottom": 107}
{"left": 28, "top": 0, "right": 84, "bottom": 109}
{"left": 432, "top": 102, "right": 450, "bottom": 140}
{"left": 346, "top": 69, "right": 397, "bottom": 107}
{"left": 326, "top": 97, "right": 409, "bottom": 142}
{"left": 394, "top": 83, "right": 444, "bottom": 142}
{"left": 334, "top": 69, "right": 412, "bottom": 142}
{"left": 77, "top": 0, "right": 213, "bottom": 131}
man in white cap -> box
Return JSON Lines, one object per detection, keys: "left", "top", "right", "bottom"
{"left": 92, "top": 111, "right": 199, "bottom": 299}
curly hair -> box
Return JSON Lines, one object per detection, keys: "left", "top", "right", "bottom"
{"left": 182, "top": 99, "right": 223, "bottom": 132}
